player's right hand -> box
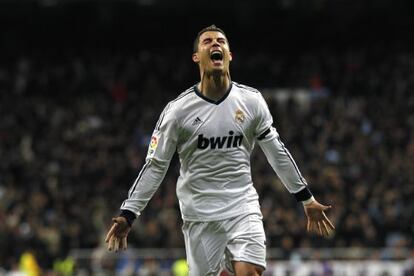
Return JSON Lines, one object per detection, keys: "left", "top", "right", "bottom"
{"left": 105, "top": 216, "right": 131, "bottom": 252}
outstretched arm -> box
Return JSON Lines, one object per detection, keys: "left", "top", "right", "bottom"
{"left": 105, "top": 103, "right": 178, "bottom": 251}
{"left": 258, "top": 128, "right": 335, "bottom": 237}
{"left": 255, "top": 94, "right": 334, "bottom": 237}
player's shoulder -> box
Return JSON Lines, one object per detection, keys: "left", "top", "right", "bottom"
{"left": 162, "top": 86, "right": 196, "bottom": 114}
{"left": 155, "top": 87, "right": 196, "bottom": 128}
{"left": 232, "top": 81, "right": 261, "bottom": 95}
{"left": 168, "top": 86, "right": 196, "bottom": 107}
{"left": 232, "top": 82, "right": 263, "bottom": 104}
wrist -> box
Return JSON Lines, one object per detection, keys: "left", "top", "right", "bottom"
{"left": 302, "top": 196, "right": 315, "bottom": 206}
{"left": 294, "top": 186, "right": 313, "bottom": 202}
{"left": 120, "top": 209, "right": 137, "bottom": 227}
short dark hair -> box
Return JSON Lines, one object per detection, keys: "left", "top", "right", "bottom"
{"left": 193, "top": 25, "right": 228, "bottom": 53}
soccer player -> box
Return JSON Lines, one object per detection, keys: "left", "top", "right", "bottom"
{"left": 105, "top": 25, "right": 335, "bottom": 275}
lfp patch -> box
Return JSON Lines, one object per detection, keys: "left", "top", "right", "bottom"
{"left": 147, "top": 135, "right": 158, "bottom": 157}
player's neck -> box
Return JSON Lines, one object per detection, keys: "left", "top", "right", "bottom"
{"left": 198, "top": 72, "right": 231, "bottom": 102}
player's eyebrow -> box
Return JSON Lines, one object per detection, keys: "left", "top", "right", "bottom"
{"left": 202, "top": 37, "right": 227, "bottom": 44}
{"left": 202, "top": 37, "right": 213, "bottom": 43}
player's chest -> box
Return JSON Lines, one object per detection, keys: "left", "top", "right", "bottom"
{"left": 178, "top": 100, "right": 256, "bottom": 144}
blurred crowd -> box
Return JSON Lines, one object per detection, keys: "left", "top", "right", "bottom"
{"left": 0, "top": 45, "right": 413, "bottom": 271}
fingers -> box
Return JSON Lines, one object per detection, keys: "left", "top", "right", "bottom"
{"left": 105, "top": 223, "right": 117, "bottom": 243}
{"left": 120, "top": 237, "right": 128, "bottom": 251}
{"left": 306, "top": 203, "right": 335, "bottom": 238}
{"left": 106, "top": 220, "right": 129, "bottom": 252}
{"left": 307, "top": 221, "right": 319, "bottom": 235}
{"left": 321, "top": 220, "right": 331, "bottom": 237}
{"left": 308, "top": 217, "right": 335, "bottom": 237}
{"left": 107, "top": 235, "right": 124, "bottom": 252}
{"left": 113, "top": 237, "right": 119, "bottom": 252}
{"left": 107, "top": 235, "right": 127, "bottom": 252}
{"left": 108, "top": 235, "right": 116, "bottom": 251}
{"left": 323, "top": 212, "right": 335, "bottom": 230}
{"left": 309, "top": 220, "right": 329, "bottom": 237}
{"left": 105, "top": 222, "right": 120, "bottom": 252}
{"left": 321, "top": 205, "right": 332, "bottom": 211}
{"left": 311, "top": 222, "right": 317, "bottom": 234}
{"left": 317, "top": 222, "right": 323, "bottom": 236}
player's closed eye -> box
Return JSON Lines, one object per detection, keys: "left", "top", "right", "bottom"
{"left": 203, "top": 38, "right": 212, "bottom": 44}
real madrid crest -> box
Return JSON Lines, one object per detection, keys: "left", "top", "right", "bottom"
{"left": 235, "top": 109, "right": 245, "bottom": 123}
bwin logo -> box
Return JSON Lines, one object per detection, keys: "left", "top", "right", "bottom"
{"left": 197, "top": 131, "right": 243, "bottom": 149}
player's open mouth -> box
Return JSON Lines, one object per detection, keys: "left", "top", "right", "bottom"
{"left": 210, "top": 50, "right": 223, "bottom": 65}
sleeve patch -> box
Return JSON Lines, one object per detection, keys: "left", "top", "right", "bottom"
{"left": 147, "top": 135, "right": 159, "bottom": 157}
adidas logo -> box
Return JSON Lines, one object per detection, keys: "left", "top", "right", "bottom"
{"left": 192, "top": 117, "right": 203, "bottom": 126}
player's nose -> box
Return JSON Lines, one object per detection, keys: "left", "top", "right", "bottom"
{"left": 211, "top": 40, "right": 221, "bottom": 48}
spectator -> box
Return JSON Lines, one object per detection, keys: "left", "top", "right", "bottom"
{"left": 1, "top": 47, "right": 413, "bottom": 269}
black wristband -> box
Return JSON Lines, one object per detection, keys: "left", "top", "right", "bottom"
{"left": 294, "top": 187, "right": 313, "bottom": 202}
{"left": 120, "top": 209, "right": 137, "bottom": 227}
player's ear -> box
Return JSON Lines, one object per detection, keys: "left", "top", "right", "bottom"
{"left": 192, "top": 53, "right": 200, "bottom": 63}
{"left": 229, "top": 51, "right": 233, "bottom": 62}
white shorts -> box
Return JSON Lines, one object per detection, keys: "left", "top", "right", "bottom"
{"left": 182, "top": 213, "right": 266, "bottom": 276}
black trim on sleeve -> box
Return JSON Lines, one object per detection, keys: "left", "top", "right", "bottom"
{"left": 120, "top": 209, "right": 137, "bottom": 227}
{"left": 294, "top": 187, "right": 313, "bottom": 202}
{"left": 257, "top": 128, "right": 271, "bottom": 141}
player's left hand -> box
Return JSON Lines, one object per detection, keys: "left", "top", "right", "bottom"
{"left": 304, "top": 200, "right": 335, "bottom": 237}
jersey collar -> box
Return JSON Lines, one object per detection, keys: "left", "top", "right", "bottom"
{"left": 193, "top": 82, "right": 233, "bottom": 105}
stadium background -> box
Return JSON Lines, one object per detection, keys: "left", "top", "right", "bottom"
{"left": 0, "top": 0, "right": 413, "bottom": 275}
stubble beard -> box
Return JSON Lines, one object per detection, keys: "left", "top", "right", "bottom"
{"left": 204, "top": 65, "right": 228, "bottom": 81}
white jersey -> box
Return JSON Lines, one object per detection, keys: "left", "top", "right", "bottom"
{"left": 121, "top": 82, "right": 310, "bottom": 221}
